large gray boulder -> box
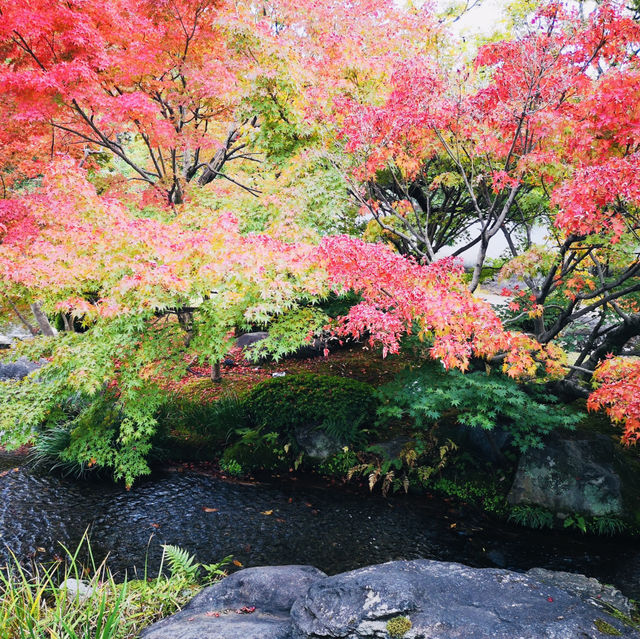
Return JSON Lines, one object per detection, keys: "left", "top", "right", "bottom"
{"left": 235, "top": 332, "right": 269, "bottom": 350}
{"left": 507, "top": 435, "right": 624, "bottom": 516}
{"left": 0, "top": 358, "right": 44, "bottom": 381}
{"left": 235, "top": 331, "right": 339, "bottom": 362}
{"left": 141, "top": 560, "right": 638, "bottom": 639}
{"left": 526, "top": 567, "right": 633, "bottom": 617}
{"left": 140, "top": 565, "right": 326, "bottom": 639}
{"left": 290, "top": 560, "right": 638, "bottom": 638}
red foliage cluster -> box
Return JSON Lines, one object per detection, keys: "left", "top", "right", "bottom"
{"left": 589, "top": 358, "right": 640, "bottom": 444}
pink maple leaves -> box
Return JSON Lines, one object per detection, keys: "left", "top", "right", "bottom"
{"left": 319, "top": 235, "right": 533, "bottom": 372}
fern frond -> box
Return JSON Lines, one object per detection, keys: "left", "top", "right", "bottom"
{"left": 161, "top": 545, "right": 198, "bottom": 579}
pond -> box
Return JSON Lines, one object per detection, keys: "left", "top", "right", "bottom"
{"left": 1, "top": 449, "right": 639, "bottom": 599}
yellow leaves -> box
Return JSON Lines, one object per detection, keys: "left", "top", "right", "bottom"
{"left": 502, "top": 333, "right": 568, "bottom": 382}
{"left": 527, "top": 304, "right": 544, "bottom": 319}
{"left": 429, "top": 172, "right": 464, "bottom": 190}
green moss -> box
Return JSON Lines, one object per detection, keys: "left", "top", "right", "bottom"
{"left": 594, "top": 618, "right": 622, "bottom": 635}
{"left": 386, "top": 615, "right": 412, "bottom": 637}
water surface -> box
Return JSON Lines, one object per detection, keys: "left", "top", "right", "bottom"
{"left": 1, "top": 451, "right": 638, "bottom": 598}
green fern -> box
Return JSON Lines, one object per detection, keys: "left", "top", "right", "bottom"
{"left": 161, "top": 545, "right": 199, "bottom": 580}
{"left": 321, "top": 414, "right": 366, "bottom": 447}
{"left": 161, "top": 545, "right": 233, "bottom": 583}
{"left": 201, "top": 556, "right": 234, "bottom": 583}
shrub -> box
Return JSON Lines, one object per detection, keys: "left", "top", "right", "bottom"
{"left": 152, "top": 393, "right": 253, "bottom": 461}
{"left": 220, "top": 428, "right": 299, "bottom": 473}
{"left": 246, "top": 373, "right": 377, "bottom": 443}
{"left": 156, "top": 393, "right": 251, "bottom": 442}
{"left": 28, "top": 393, "right": 123, "bottom": 480}
{"left": 348, "top": 435, "right": 457, "bottom": 496}
{"left": 376, "top": 363, "right": 583, "bottom": 452}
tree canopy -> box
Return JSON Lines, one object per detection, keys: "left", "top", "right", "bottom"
{"left": 1, "top": 0, "right": 640, "bottom": 482}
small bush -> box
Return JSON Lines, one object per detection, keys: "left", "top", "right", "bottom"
{"left": 220, "top": 429, "right": 297, "bottom": 473}
{"left": 349, "top": 436, "right": 457, "bottom": 496}
{"left": 508, "top": 505, "right": 555, "bottom": 529}
{"left": 246, "top": 373, "right": 377, "bottom": 442}
{"left": 152, "top": 393, "right": 254, "bottom": 462}
{"left": 29, "top": 394, "right": 122, "bottom": 479}
{"left": 376, "top": 363, "right": 582, "bottom": 452}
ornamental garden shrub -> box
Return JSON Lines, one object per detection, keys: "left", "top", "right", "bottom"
{"left": 246, "top": 373, "right": 377, "bottom": 442}
{"left": 376, "top": 362, "right": 583, "bottom": 453}
{"left": 220, "top": 374, "right": 378, "bottom": 473}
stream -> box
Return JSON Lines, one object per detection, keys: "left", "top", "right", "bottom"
{"left": 1, "top": 449, "right": 639, "bottom": 598}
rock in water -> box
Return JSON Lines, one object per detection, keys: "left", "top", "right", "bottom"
{"left": 140, "top": 565, "right": 326, "bottom": 639}
{"left": 507, "top": 435, "right": 624, "bottom": 516}
{"left": 142, "top": 560, "right": 639, "bottom": 639}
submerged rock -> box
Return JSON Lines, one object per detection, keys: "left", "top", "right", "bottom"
{"left": 508, "top": 435, "right": 624, "bottom": 517}
{"left": 141, "top": 560, "right": 639, "bottom": 639}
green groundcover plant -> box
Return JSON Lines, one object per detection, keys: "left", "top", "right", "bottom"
{"left": 0, "top": 535, "right": 230, "bottom": 639}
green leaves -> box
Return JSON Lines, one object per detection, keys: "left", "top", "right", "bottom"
{"left": 246, "top": 373, "right": 378, "bottom": 437}
{"left": 376, "top": 363, "right": 583, "bottom": 452}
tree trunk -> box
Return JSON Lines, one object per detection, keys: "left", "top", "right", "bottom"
{"left": 177, "top": 309, "right": 194, "bottom": 347}
{"left": 210, "top": 361, "right": 222, "bottom": 382}
{"left": 30, "top": 303, "right": 57, "bottom": 337}
{"left": 468, "top": 237, "right": 489, "bottom": 292}
{"left": 582, "top": 314, "right": 640, "bottom": 373}
{"left": 6, "top": 299, "right": 39, "bottom": 336}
